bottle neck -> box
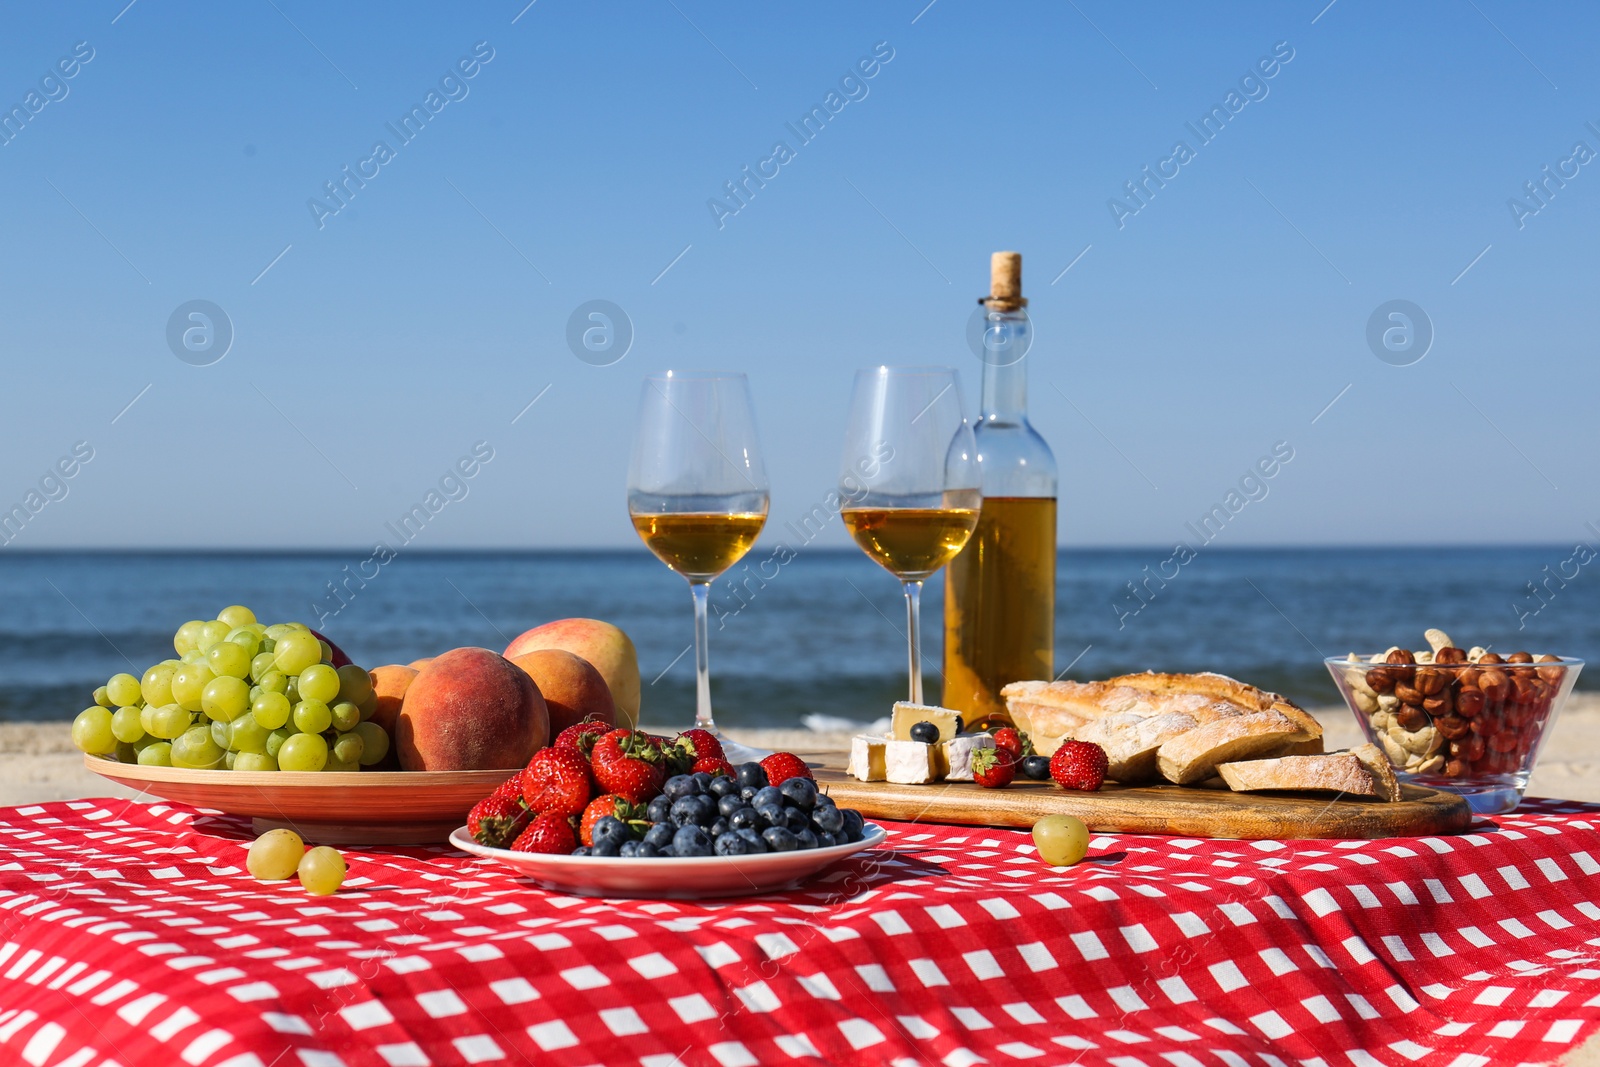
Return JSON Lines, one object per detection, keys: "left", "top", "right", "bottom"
{"left": 979, "top": 308, "right": 1030, "bottom": 424}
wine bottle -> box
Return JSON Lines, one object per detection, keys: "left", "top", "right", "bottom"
{"left": 941, "top": 252, "right": 1059, "bottom": 724}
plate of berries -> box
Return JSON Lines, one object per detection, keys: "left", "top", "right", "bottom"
{"left": 452, "top": 730, "right": 887, "bottom": 898}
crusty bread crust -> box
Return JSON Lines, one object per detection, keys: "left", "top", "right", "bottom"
{"left": 1349, "top": 742, "right": 1401, "bottom": 801}
{"left": 1218, "top": 750, "right": 1399, "bottom": 802}
{"left": 1156, "top": 710, "right": 1309, "bottom": 785}
{"left": 1075, "top": 711, "right": 1198, "bottom": 785}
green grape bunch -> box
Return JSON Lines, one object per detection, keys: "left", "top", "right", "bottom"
{"left": 72, "top": 605, "right": 391, "bottom": 773}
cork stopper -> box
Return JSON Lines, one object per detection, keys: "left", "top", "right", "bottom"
{"left": 982, "top": 251, "right": 1027, "bottom": 311}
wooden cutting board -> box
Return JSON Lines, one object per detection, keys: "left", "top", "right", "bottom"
{"left": 801, "top": 752, "right": 1473, "bottom": 840}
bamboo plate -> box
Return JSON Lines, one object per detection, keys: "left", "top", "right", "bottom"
{"left": 83, "top": 754, "right": 515, "bottom": 844}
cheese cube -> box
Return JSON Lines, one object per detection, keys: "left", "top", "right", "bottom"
{"left": 891, "top": 702, "right": 962, "bottom": 743}
{"left": 942, "top": 733, "right": 996, "bottom": 781}
{"left": 885, "top": 740, "right": 947, "bottom": 784}
{"left": 846, "top": 735, "right": 887, "bottom": 782}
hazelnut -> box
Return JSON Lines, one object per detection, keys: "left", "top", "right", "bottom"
{"left": 1490, "top": 731, "right": 1520, "bottom": 754}
{"left": 1456, "top": 688, "right": 1485, "bottom": 717}
{"left": 1445, "top": 759, "right": 1468, "bottom": 778}
{"left": 1365, "top": 667, "right": 1396, "bottom": 694}
{"left": 1386, "top": 648, "right": 1416, "bottom": 665}
{"left": 1478, "top": 668, "right": 1511, "bottom": 703}
{"left": 1435, "top": 715, "right": 1471, "bottom": 740}
{"left": 1470, "top": 713, "right": 1500, "bottom": 737}
{"left": 1396, "top": 704, "right": 1429, "bottom": 731}
{"left": 1416, "top": 667, "right": 1447, "bottom": 696}
{"left": 1535, "top": 654, "right": 1561, "bottom": 663}
{"left": 1423, "top": 691, "right": 1453, "bottom": 716}
{"left": 1478, "top": 652, "right": 1505, "bottom": 665}
{"left": 1435, "top": 646, "right": 1468, "bottom": 665}
{"left": 1455, "top": 733, "right": 1485, "bottom": 762}
{"left": 1394, "top": 682, "right": 1424, "bottom": 705}
{"left": 1457, "top": 666, "right": 1481, "bottom": 689}
{"left": 1507, "top": 651, "right": 1534, "bottom": 664}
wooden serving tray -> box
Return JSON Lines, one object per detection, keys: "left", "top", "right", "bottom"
{"left": 84, "top": 755, "right": 514, "bottom": 845}
{"left": 803, "top": 752, "right": 1473, "bottom": 840}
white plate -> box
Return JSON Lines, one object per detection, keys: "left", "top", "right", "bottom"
{"left": 449, "top": 823, "right": 889, "bottom": 899}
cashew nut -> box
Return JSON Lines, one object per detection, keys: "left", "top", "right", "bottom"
{"left": 1425, "top": 628, "right": 1453, "bottom": 654}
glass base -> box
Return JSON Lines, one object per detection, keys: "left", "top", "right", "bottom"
{"left": 718, "top": 737, "right": 772, "bottom": 765}
{"left": 1401, "top": 771, "right": 1528, "bottom": 816}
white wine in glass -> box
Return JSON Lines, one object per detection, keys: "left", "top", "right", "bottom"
{"left": 838, "top": 367, "right": 980, "bottom": 704}
{"left": 628, "top": 371, "right": 769, "bottom": 749}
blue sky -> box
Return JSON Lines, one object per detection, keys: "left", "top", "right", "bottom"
{"left": 1, "top": 1, "right": 1597, "bottom": 551}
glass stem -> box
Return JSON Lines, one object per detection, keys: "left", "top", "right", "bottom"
{"left": 690, "top": 579, "right": 715, "bottom": 733}
{"left": 903, "top": 579, "right": 924, "bottom": 704}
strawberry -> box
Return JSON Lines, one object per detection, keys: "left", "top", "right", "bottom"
{"left": 1050, "top": 740, "right": 1108, "bottom": 792}
{"left": 991, "top": 726, "right": 1033, "bottom": 759}
{"left": 552, "top": 721, "right": 611, "bottom": 762}
{"left": 590, "top": 729, "right": 666, "bottom": 804}
{"left": 972, "top": 746, "right": 1015, "bottom": 788}
{"left": 579, "top": 794, "right": 643, "bottom": 846}
{"left": 675, "top": 728, "right": 724, "bottom": 764}
{"left": 523, "top": 746, "right": 593, "bottom": 818}
{"left": 468, "top": 793, "right": 531, "bottom": 848}
{"left": 759, "top": 751, "right": 813, "bottom": 786}
{"left": 510, "top": 811, "right": 577, "bottom": 855}
{"left": 691, "top": 755, "right": 736, "bottom": 779}
{"left": 490, "top": 768, "right": 526, "bottom": 802}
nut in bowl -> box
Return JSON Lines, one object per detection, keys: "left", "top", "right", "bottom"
{"left": 1325, "top": 628, "right": 1583, "bottom": 814}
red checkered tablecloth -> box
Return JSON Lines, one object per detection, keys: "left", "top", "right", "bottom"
{"left": 0, "top": 798, "right": 1598, "bottom": 1067}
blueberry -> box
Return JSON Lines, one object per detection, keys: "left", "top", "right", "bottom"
{"left": 753, "top": 786, "right": 783, "bottom": 809}
{"left": 592, "top": 816, "right": 631, "bottom": 848}
{"left": 672, "top": 825, "right": 712, "bottom": 857}
{"left": 736, "top": 827, "right": 768, "bottom": 852}
{"left": 669, "top": 797, "right": 703, "bottom": 826}
{"left": 761, "top": 826, "right": 799, "bottom": 852}
{"left": 811, "top": 804, "right": 845, "bottom": 834}
{"left": 636, "top": 841, "right": 662, "bottom": 858}
{"left": 754, "top": 803, "right": 784, "bottom": 828}
{"left": 570, "top": 845, "right": 591, "bottom": 857}
{"left": 729, "top": 806, "right": 761, "bottom": 832}
{"left": 695, "top": 795, "right": 721, "bottom": 826}
{"left": 643, "top": 822, "right": 676, "bottom": 850}
{"left": 663, "top": 775, "right": 697, "bottom": 801}
{"left": 840, "top": 808, "right": 864, "bottom": 842}
{"left": 690, "top": 771, "right": 714, "bottom": 793}
{"left": 816, "top": 831, "right": 837, "bottom": 849}
{"left": 909, "top": 721, "right": 939, "bottom": 744}
{"left": 619, "top": 839, "right": 643, "bottom": 858}
{"left": 708, "top": 775, "right": 738, "bottom": 799}
{"left": 1021, "top": 755, "right": 1051, "bottom": 780}
{"left": 646, "top": 795, "right": 673, "bottom": 822}
{"left": 591, "top": 837, "right": 623, "bottom": 857}
{"left": 714, "top": 832, "right": 752, "bottom": 856}
{"left": 784, "top": 807, "right": 811, "bottom": 834}
{"left": 793, "top": 827, "right": 818, "bottom": 850}
{"left": 736, "top": 762, "right": 768, "bottom": 790}
{"left": 738, "top": 785, "right": 759, "bottom": 802}
{"left": 779, "top": 777, "right": 817, "bottom": 810}
{"left": 710, "top": 817, "right": 730, "bottom": 837}
{"left": 717, "top": 793, "right": 745, "bottom": 818}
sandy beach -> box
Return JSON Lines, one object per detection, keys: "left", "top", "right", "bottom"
{"left": 11, "top": 697, "right": 1600, "bottom": 808}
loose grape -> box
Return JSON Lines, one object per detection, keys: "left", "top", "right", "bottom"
{"left": 234, "top": 752, "right": 278, "bottom": 772}
{"left": 72, "top": 707, "right": 117, "bottom": 755}
{"left": 114, "top": 740, "right": 138, "bottom": 764}
{"left": 317, "top": 640, "right": 333, "bottom": 664}
{"left": 174, "top": 620, "right": 207, "bottom": 655}
{"left": 106, "top": 673, "right": 142, "bottom": 707}
{"left": 180, "top": 649, "right": 206, "bottom": 665}
{"left": 278, "top": 733, "right": 328, "bottom": 772}
{"left": 323, "top": 757, "right": 360, "bottom": 773}
{"left": 141, "top": 664, "right": 176, "bottom": 707}
{"left": 297, "top": 846, "right": 345, "bottom": 895}
{"left": 111, "top": 706, "right": 146, "bottom": 744}
{"left": 250, "top": 653, "right": 278, "bottom": 682}
{"left": 274, "top": 633, "right": 322, "bottom": 676}
{"left": 1031, "top": 814, "right": 1090, "bottom": 867}
{"left": 225, "top": 628, "right": 261, "bottom": 656}
{"left": 147, "top": 704, "right": 192, "bottom": 740}
{"left": 331, "top": 732, "right": 363, "bottom": 765}
{"left": 201, "top": 675, "right": 250, "bottom": 722}
{"left": 210, "top": 718, "right": 231, "bottom": 749}
{"left": 171, "top": 725, "right": 225, "bottom": 769}
{"left": 293, "top": 699, "right": 332, "bottom": 734}
{"left": 217, "top": 605, "right": 257, "bottom": 629}
{"left": 224, "top": 751, "right": 236, "bottom": 769}
{"left": 284, "top": 622, "right": 312, "bottom": 633}
{"left": 170, "top": 664, "right": 216, "bottom": 711}
{"left": 140, "top": 705, "right": 158, "bottom": 736}
{"left": 248, "top": 828, "right": 303, "bottom": 880}
{"left": 92, "top": 686, "right": 112, "bottom": 708}
{"left": 252, "top": 691, "right": 292, "bottom": 730}
{"left": 137, "top": 741, "right": 173, "bottom": 766}
{"left": 264, "top": 623, "right": 294, "bottom": 641}
{"left": 336, "top": 664, "right": 374, "bottom": 705}
{"left": 196, "top": 620, "right": 232, "bottom": 653}
{"left": 356, "top": 690, "right": 378, "bottom": 722}
{"left": 329, "top": 701, "right": 361, "bottom": 733}
{"left": 207, "top": 641, "right": 252, "bottom": 680}
{"left": 256, "top": 669, "right": 288, "bottom": 695}
{"left": 298, "top": 664, "right": 340, "bottom": 704}
{"left": 265, "top": 728, "right": 292, "bottom": 759}
{"left": 284, "top": 678, "right": 301, "bottom": 704}
{"left": 353, "top": 722, "right": 389, "bottom": 766}
{"left": 230, "top": 715, "right": 270, "bottom": 754}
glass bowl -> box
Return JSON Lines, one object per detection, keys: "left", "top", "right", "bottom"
{"left": 1324, "top": 652, "right": 1583, "bottom": 815}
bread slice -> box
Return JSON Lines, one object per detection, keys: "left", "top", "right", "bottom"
{"left": 1156, "top": 710, "right": 1310, "bottom": 785}
{"left": 1217, "top": 746, "right": 1400, "bottom": 802}
{"left": 1349, "top": 742, "right": 1401, "bottom": 801}
{"left": 1075, "top": 711, "right": 1198, "bottom": 784}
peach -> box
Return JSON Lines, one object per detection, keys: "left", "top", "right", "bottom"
{"left": 510, "top": 649, "right": 616, "bottom": 737}
{"left": 504, "top": 619, "right": 639, "bottom": 728}
{"left": 368, "top": 664, "right": 419, "bottom": 738}
{"left": 397, "top": 647, "right": 548, "bottom": 771}
{"left": 407, "top": 657, "right": 435, "bottom": 671}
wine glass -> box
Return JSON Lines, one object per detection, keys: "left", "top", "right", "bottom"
{"left": 838, "top": 367, "right": 980, "bottom": 705}
{"left": 628, "top": 371, "right": 770, "bottom": 756}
